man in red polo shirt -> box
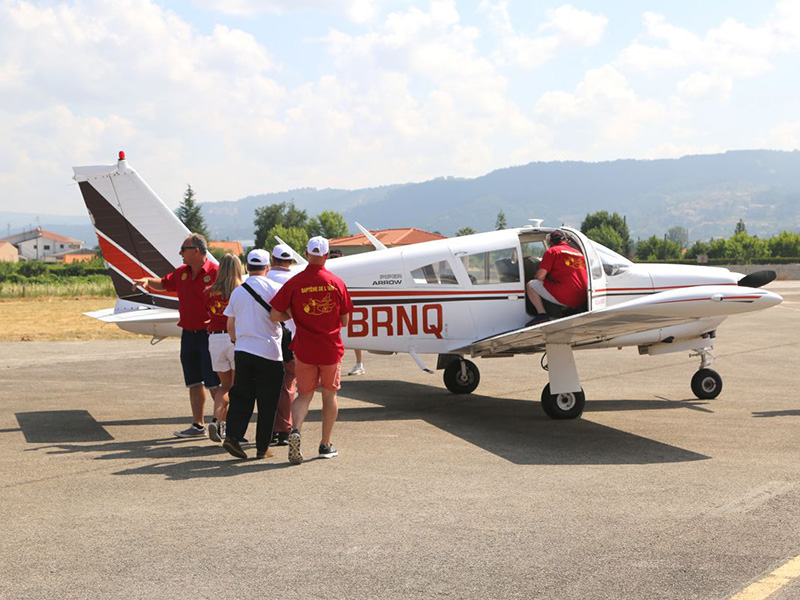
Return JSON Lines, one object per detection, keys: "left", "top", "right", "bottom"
{"left": 270, "top": 236, "right": 354, "bottom": 464}
{"left": 525, "top": 230, "right": 588, "bottom": 326}
{"left": 132, "top": 233, "right": 221, "bottom": 438}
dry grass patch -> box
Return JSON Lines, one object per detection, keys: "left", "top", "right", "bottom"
{"left": 0, "top": 296, "right": 145, "bottom": 342}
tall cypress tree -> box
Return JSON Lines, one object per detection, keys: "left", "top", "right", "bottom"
{"left": 175, "top": 184, "right": 210, "bottom": 240}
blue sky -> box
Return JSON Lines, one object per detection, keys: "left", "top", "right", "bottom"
{"left": 1, "top": 0, "right": 799, "bottom": 216}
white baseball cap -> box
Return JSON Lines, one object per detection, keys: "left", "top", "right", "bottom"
{"left": 247, "top": 249, "right": 270, "bottom": 267}
{"left": 307, "top": 236, "right": 329, "bottom": 256}
{"left": 272, "top": 243, "right": 293, "bottom": 260}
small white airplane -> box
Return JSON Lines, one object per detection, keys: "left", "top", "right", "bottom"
{"left": 74, "top": 153, "right": 783, "bottom": 419}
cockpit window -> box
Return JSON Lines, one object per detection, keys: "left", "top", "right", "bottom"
{"left": 592, "top": 242, "right": 632, "bottom": 276}
{"left": 463, "top": 247, "right": 520, "bottom": 285}
{"left": 410, "top": 260, "right": 459, "bottom": 285}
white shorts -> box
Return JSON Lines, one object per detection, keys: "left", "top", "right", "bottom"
{"left": 208, "top": 332, "right": 235, "bottom": 373}
{"left": 527, "top": 279, "right": 566, "bottom": 306}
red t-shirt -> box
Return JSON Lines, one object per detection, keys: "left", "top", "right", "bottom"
{"left": 540, "top": 243, "right": 588, "bottom": 309}
{"left": 162, "top": 260, "right": 218, "bottom": 330}
{"left": 205, "top": 287, "right": 230, "bottom": 332}
{"left": 270, "top": 264, "right": 354, "bottom": 365}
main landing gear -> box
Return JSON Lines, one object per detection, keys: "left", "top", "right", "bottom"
{"left": 690, "top": 348, "right": 722, "bottom": 399}
{"left": 442, "top": 358, "right": 481, "bottom": 394}
{"left": 540, "top": 384, "right": 585, "bottom": 419}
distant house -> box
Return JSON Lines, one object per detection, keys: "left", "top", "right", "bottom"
{"left": 61, "top": 249, "right": 98, "bottom": 263}
{"left": 0, "top": 227, "right": 84, "bottom": 262}
{"left": 209, "top": 240, "right": 243, "bottom": 256}
{"left": 0, "top": 241, "right": 19, "bottom": 262}
{"left": 330, "top": 228, "right": 447, "bottom": 256}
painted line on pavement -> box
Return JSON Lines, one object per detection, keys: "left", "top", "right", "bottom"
{"left": 729, "top": 554, "right": 800, "bottom": 600}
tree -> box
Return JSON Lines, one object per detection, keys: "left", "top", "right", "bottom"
{"left": 734, "top": 219, "right": 747, "bottom": 235}
{"left": 768, "top": 230, "right": 800, "bottom": 257}
{"left": 581, "top": 211, "right": 631, "bottom": 256}
{"left": 685, "top": 240, "right": 710, "bottom": 259}
{"left": 724, "top": 232, "right": 769, "bottom": 263}
{"left": 666, "top": 226, "right": 689, "bottom": 249}
{"left": 307, "top": 210, "right": 349, "bottom": 239}
{"left": 456, "top": 226, "right": 476, "bottom": 236}
{"left": 635, "top": 235, "right": 682, "bottom": 261}
{"left": 266, "top": 225, "right": 309, "bottom": 255}
{"left": 495, "top": 210, "right": 507, "bottom": 230}
{"left": 584, "top": 223, "right": 624, "bottom": 254}
{"left": 253, "top": 201, "right": 308, "bottom": 249}
{"left": 175, "top": 185, "right": 210, "bottom": 240}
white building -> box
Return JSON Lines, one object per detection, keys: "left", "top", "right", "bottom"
{"left": 0, "top": 227, "right": 84, "bottom": 262}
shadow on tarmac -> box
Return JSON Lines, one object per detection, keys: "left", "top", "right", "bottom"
{"left": 14, "top": 379, "right": 710, "bottom": 472}
{"left": 753, "top": 409, "right": 800, "bottom": 418}
{"left": 30, "top": 436, "right": 295, "bottom": 480}
{"left": 336, "top": 380, "right": 709, "bottom": 465}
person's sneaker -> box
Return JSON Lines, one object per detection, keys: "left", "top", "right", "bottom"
{"left": 219, "top": 421, "right": 226, "bottom": 439}
{"left": 222, "top": 438, "right": 247, "bottom": 459}
{"left": 208, "top": 421, "right": 222, "bottom": 443}
{"left": 525, "top": 314, "right": 551, "bottom": 327}
{"left": 318, "top": 443, "right": 338, "bottom": 459}
{"left": 348, "top": 364, "right": 365, "bottom": 376}
{"left": 288, "top": 429, "right": 303, "bottom": 465}
{"left": 174, "top": 424, "right": 206, "bottom": 438}
{"left": 271, "top": 431, "right": 289, "bottom": 446}
{"left": 255, "top": 448, "right": 275, "bottom": 459}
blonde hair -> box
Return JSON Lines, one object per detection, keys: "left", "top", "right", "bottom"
{"left": 210, "top": 254, "right": 243, "bottom": 299}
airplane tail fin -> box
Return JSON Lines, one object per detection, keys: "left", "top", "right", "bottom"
{"left": 73, "top": 152, "right": 189, "bottom": 309}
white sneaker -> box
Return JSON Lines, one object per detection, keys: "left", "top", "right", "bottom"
{"left": 348, "top": 364, "right": 365, "bottom": 376}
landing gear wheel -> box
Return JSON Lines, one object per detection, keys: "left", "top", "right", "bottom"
{"left": 540, "top": 384, "right": 585, "bottom": 419}
{"left": 691, "top": 368, "right": 722, "bottom": 399}
{"left": 443, "top": 360, "right": 480, "bottom": 394}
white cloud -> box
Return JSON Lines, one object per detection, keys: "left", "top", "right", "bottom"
{"left": 194, "top": 0, "right": 381, "bottom": 22}
{"left": 768, "top": 121, "right": 800, "bottom": 150}
{"left": 535, "top": 66, "right": 665, "bottom": 149}
{"left": 677, "top": 72, "right": 733, "bottom": 100}
{"left": 481, "top": 2, "right": 607, "bottom": 69}
{"left": 618, "top": 5, "right": 800, "bottom": 79}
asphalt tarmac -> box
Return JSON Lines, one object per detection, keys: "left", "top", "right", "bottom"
{"left": 2, "top": 282, "right": 799, "bottom": 600}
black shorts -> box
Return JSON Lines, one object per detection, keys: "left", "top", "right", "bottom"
{"left": 180, "top": 329, "right": 221, "bottom": 389}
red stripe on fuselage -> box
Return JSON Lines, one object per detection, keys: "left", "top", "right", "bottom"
{"left": 349, "top": 288, "right": 524, "bottom": 298}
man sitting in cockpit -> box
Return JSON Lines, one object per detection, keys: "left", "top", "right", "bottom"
{"left": 525, "top": 230, "right": 588, "bottom": 326}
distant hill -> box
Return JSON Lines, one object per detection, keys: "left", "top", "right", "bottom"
{"left": 16, "top": 150, "right": 800, "bottom": 247}
{"left": 200, "top": 149, "right": 800, "bottom": 242}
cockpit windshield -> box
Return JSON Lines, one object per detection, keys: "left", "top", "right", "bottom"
{"left": 592, "top": 242, "right": 632, "bottom": 276}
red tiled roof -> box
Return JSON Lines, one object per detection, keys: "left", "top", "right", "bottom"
{"left": 0, "top": 228, "right": 83, "bottom": 244}
{"left": 209, "top": 241, "right": 243, "bottom": 255}
{"left": 330, "top": 228, "right": 446, "bottom": 247}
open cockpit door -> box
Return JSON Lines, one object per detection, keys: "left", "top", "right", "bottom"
{"left": 562, "top": 227, "right": 607, "bottom": 313}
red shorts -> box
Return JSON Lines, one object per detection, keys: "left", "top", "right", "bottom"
{"left": 295, "top": 358, "right": 342, "bottom": 393}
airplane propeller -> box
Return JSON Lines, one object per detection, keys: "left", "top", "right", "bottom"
{"left": 737, "top": 270, "right": 776, "bottom": 288}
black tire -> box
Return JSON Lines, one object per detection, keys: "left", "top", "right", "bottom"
{"left": 443, "top": 360, "right": 480, "bottom": 394}
{"left": 691, "top": 368, "right": 722, "bottom": 399}
{"left": 540, "top": 384, "right": 585, "bottom": 419}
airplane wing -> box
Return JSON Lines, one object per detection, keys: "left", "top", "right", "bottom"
{"left": 465, "top": 285, "right": 782, "bottom": 357}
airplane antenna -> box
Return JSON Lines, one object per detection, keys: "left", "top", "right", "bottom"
{"left": 354, "top": 222, "right": 387, "bottom": 251}
{"left": 528, "top": 219, "right": 544, "bottom": 228}
{"left": 274, "top": 235, "right": 308, "bottom": 265}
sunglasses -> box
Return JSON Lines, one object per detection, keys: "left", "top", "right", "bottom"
{"left": 179, "top": 246, "right": 198, "bottom": 253}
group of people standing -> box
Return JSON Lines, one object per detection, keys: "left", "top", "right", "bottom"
{"left": 133, "top": 233, "right": 354, "bottom": 464}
